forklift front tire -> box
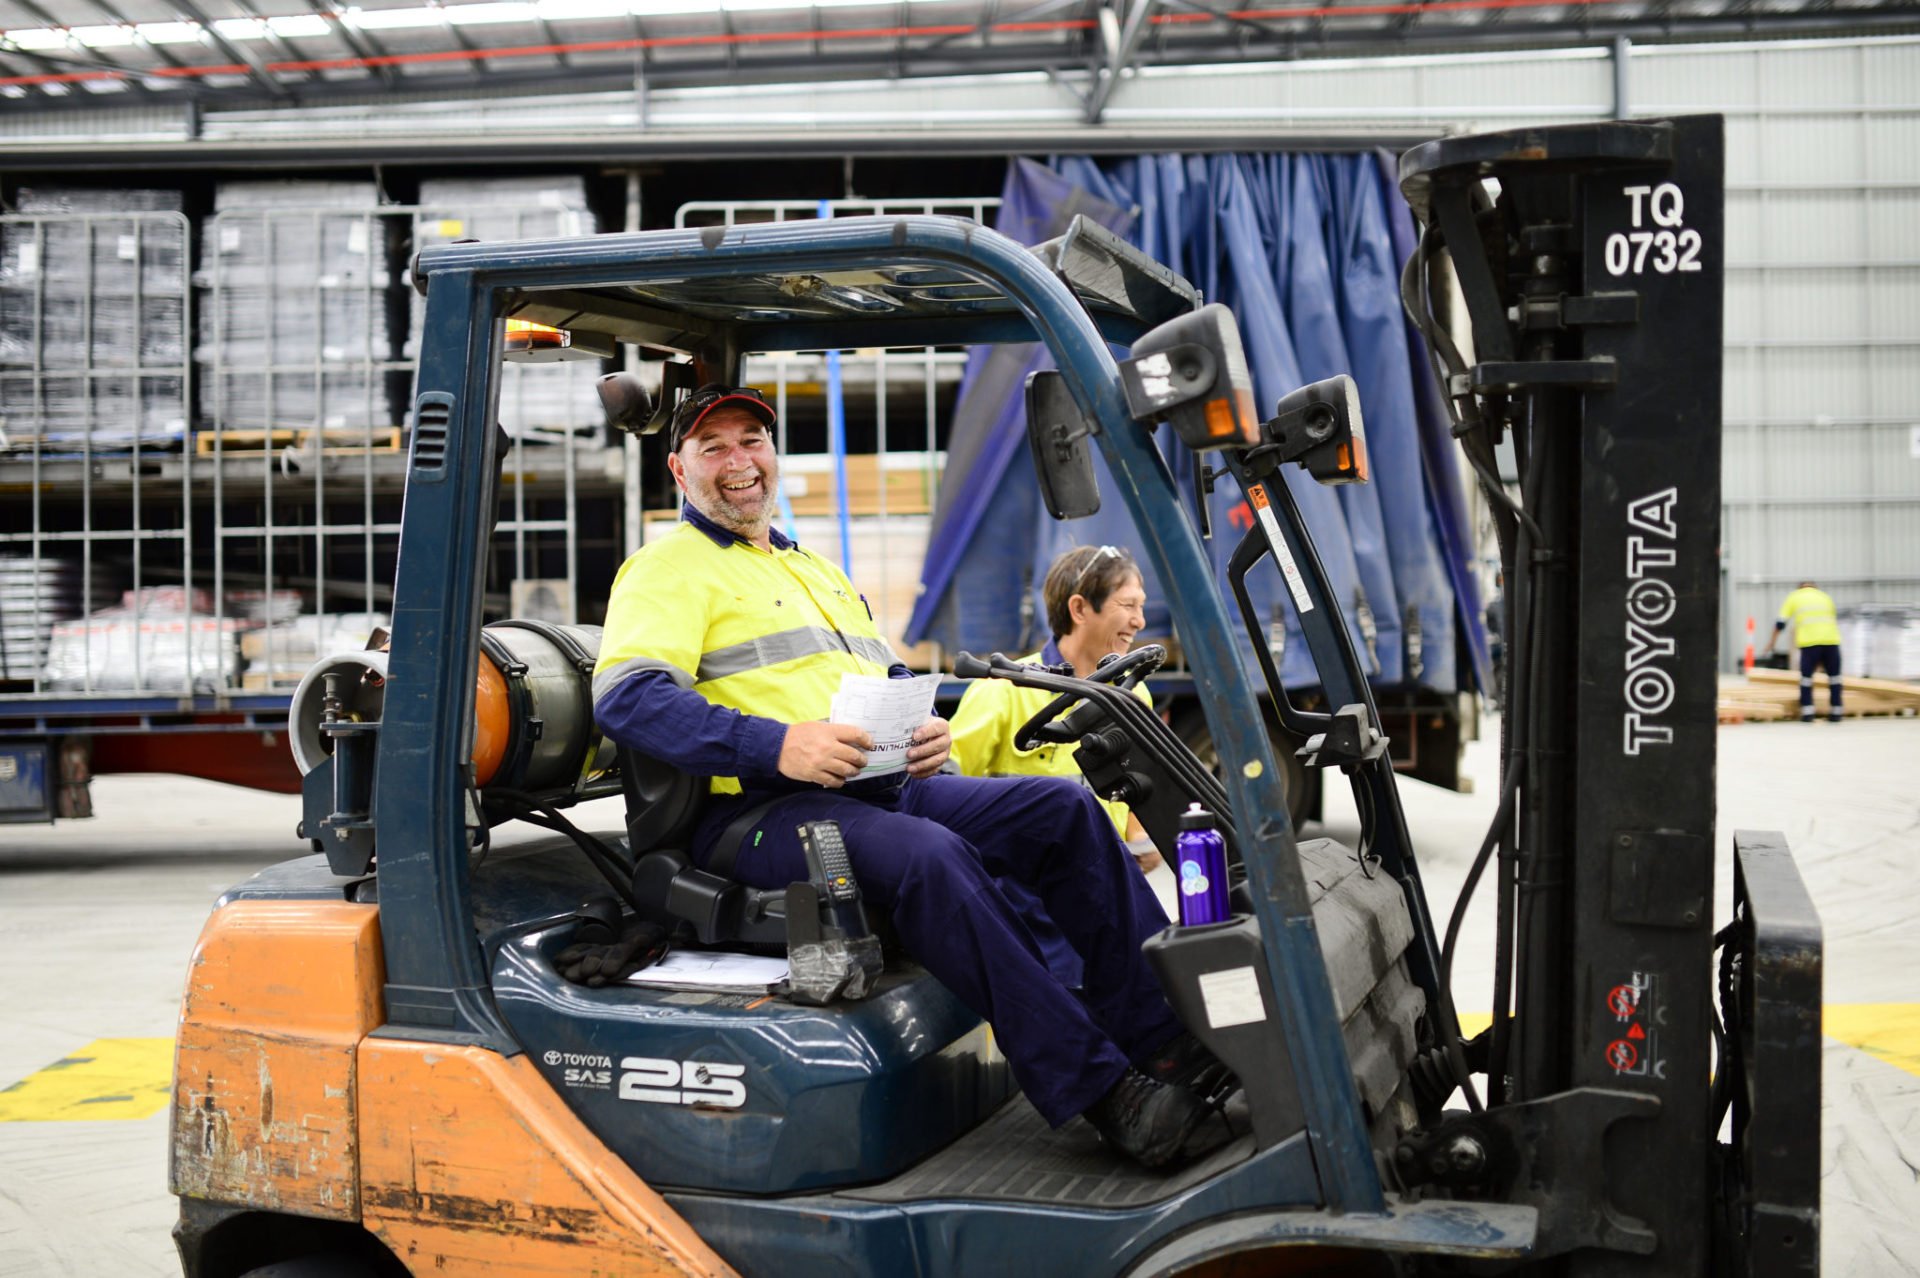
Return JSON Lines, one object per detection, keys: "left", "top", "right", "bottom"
{"left": 238, "top": 1259, "right": 382, "bottom": 1278}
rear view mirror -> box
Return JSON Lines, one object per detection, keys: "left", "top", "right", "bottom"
{"left": 596, "top": 372, "right": 654, "bottom": 437}
{"left": 1025, "top": 371, "right": 1101, "bottom": 520}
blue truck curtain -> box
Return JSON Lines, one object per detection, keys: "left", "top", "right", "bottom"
{"left": 906, "top": 153, "right": 1488, "bottom": 698}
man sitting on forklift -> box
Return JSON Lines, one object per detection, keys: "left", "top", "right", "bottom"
{"left": 592, "top": 384, "right": 1224, "bottom": 1167}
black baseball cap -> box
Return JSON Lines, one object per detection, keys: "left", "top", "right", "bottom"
{"left": 667, "top": 384, "right": 776, "bottom": 450}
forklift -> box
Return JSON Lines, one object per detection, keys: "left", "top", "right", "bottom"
{"left": 169, "top": 115, "right": 1821, "bottom": 1277}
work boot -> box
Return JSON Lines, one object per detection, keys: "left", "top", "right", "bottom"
{"left": 1083, "top": 1068, "right": 1209, "bottom": 1168}
{"left": 1141, "top": 1031, "right": 1237, "bottom": 1105}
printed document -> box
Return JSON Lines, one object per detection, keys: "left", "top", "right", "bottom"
{"left": 627, "top": 950, "right": 791, "bottom": 993}
{"left": 829, "top": 672, "right": 942, "bottom": 778}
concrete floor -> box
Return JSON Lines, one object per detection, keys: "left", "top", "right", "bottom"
{"left": 0, "top": 716, "right": 1915, "bottom": 1276}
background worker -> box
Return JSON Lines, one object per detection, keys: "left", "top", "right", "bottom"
{"left": 592, "top": 384, "right": 1220, "bottom": 1168}
{"left": 1761, "top": 579, "right": 1844, "bottom": 722}
{"left": 950, "top": 544, "right": 1163, "bottom": 874}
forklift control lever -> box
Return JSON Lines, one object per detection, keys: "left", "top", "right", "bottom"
{"left": 786, "top": 820, "right": 882, "bottom": 1005}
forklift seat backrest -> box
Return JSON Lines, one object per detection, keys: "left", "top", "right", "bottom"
{"left": 617, "top": 745, "right": 707, "bottom": 859}
{"left": 616, "top": 745, "right": 793, "bottom": 947}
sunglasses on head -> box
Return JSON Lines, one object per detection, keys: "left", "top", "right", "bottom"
{"left": 1074, "top": 545, "right": 1123, "bottom": 596}
{"left": 669, "top": 384, "right": 771, "bottom": 442}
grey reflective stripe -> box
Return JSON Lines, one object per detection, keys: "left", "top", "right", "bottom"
{"left": 855, "top": 635, "right": 902, "bottom": 668}
{"left": 697, "top": 626, "right": 895, "bottom": 682}
{"left": 592, "top": 656, "right": 692, "bottom": 706}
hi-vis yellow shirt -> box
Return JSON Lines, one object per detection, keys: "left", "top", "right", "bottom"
{"left": 593, "top": 521, "right": 901, "bottom": 795}
{"left": 1777, "top": 586, "right": 1841, "bottom": 648}
{"left": 948, "top": 647, "right": 1154, "bottom": 836}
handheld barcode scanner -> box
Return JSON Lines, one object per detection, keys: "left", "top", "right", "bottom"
{"left": 786, "top": 820, "right": 883, "bottom": 1005}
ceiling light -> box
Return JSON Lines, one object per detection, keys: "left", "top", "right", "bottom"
{"left": 268, "top": 14, "right": 332, "bottom": 38}
{"left": 445, "top": 2, "right": 537, "bottom": 22}
{"left": 342, "top": 6, "right": 445, "bottom": 30}
{"left": 137, "top": 22, "right": 204, "bottom": 44}
{"left": 721, "top": 0, "right": 882, "bottom": 8}
{"left": 2, "top": 28, "right": 69, "bottom": 50}
{"left": 629, "top": 0, "right": 722, "bottom": 14}
{"left": 535, "top": 0, "right": 631, "bottom": 15}
{"left": 72, "top": 25, "right": 138, "bottom": 47}
{"left": 212, "top": 17, "right": 269, "bottom": 40}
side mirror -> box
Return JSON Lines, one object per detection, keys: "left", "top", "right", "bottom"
{"left": 1024, "top": 371, "right": 1101, "bottom": 520}
{"left": 596, "top": 371, "right": 654, "bottom": 437}
{"left": 1265, "top": 374, "right": 1368, "bottom": 485}
{"left": 1116, "top": 302, "right": 1259, "bottom": 452}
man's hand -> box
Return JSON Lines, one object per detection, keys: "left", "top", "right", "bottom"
{"left": 779, "top": 721, "right": 872, "bottom": 788}
{"left": 906, "top": 717, "right": 951, "bottom": 779}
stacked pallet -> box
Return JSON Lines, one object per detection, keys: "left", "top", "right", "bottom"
{"left": 0, "top": 187, "right": 189, "bottom": 452}
{"left": 43, "top": 587, "right": 249, "bottom": 694}
{"left": 0, "top": 557, "right": 87, "bottom": 681}
{"left": 196, "top": 179, "right": 406, "bottom": 438}
{"left": 239, "top": 611, "right": 387, "bottom": 689}
{"left": 782, "top": 453, "right": 940, "bottom": 517}
{"left": 414, "top": 176, "right": 605, "bottom": 443}
{"left": 1840, "top": 604, "right": 1920, "bottom": 681}
{"left": 1717, "top": 668, "right": 1920, "bottom": 723}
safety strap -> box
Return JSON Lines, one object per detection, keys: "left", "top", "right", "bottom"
{"left": 707, "top": 796, "right": 785, "bottom": 879}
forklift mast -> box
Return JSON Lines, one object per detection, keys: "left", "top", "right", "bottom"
{"left": 1403, "top": 116, "right": 1819, "bottom": 1273}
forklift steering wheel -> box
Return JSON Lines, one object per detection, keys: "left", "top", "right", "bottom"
{"left": 1014, "top": 644, "right": 1166, "bottom": 751}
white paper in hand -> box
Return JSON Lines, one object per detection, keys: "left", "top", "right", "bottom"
{"left": 829, "top": 672, "right": 942, "bottom": 777}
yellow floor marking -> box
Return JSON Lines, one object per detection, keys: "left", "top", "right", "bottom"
{"left": 0, "top": 1005, "right": 1910, "bottom": 1123}
{"left": 1456, "top": 1011, "right": 1493, "bottom": 1039}
{"left": 0, "top": 1038, "right": 174, "bottom": 1122}
{"left": 1822, "top": 1003, "right": 1920, "bottom": 1078}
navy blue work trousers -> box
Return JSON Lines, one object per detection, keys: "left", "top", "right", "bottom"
{"left": 1798, "top": 644, "right": 1842, "bottom": 718}
{"left": 692, "top": 772, "right": 1181, "bottom": 1127}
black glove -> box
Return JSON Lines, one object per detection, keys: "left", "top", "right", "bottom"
{"left": 555, "top": 921, "right": 670, "bottom": 987}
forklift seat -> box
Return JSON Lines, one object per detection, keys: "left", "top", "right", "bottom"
{"left": 618, "top": 746, "right": 791, "bottom": 947}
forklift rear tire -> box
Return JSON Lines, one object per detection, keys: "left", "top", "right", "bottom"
{"left": 1172, "top": 703, "right": 1311, "bottom": 831}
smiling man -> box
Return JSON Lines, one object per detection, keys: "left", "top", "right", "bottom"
{"left": 591, "top": 384, "right": 1222, "bottom": 1168}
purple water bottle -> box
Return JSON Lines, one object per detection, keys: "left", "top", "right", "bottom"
{"left": 1175, "top": 802, "right": 1231, "bottom": 926}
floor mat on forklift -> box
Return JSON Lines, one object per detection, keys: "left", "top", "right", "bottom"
{"left": 843, "top": 1094, "right": 1254, "bottom": 1209}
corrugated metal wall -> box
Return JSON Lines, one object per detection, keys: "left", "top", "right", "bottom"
{"left": 1631, "top": 38, "right": 1920, "bottom": 664}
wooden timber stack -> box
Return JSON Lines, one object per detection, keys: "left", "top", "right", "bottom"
{"left": 1717, "top": 668, "right": 1920, "bottom": 723}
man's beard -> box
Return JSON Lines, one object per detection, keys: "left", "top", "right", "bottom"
{"left": 688, "top": 466, "right": 775, "bottom": 538}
